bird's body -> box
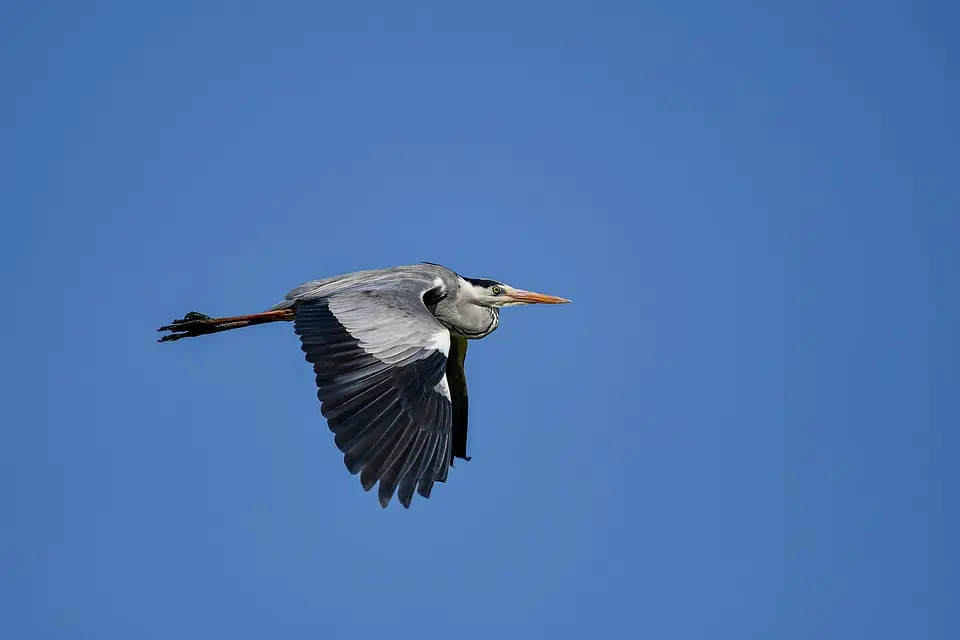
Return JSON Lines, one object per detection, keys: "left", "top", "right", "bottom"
{"left": 158, "top": 263, "right": 568, "bottom": 508}
{"left": 270, "top": 263, "right": 501, "bottom": 339}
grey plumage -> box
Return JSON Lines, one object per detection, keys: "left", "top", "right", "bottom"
{"left": 158, "top": 263, "right": 569, "bottom": 508}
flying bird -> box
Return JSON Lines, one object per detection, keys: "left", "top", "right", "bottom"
{"left": 158, "top": 263, "right": 569, "bottom": 508}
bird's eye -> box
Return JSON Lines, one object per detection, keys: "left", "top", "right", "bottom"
{"left": 491, "top": 286, "right": 502, "bottom": 295}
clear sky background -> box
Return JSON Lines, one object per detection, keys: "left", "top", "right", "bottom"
{"left": 2, "top": 1, "right": 957, "bottom": 638}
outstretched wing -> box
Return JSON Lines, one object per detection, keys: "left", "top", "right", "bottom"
{"left": 292, "top": 279, "right": 455, "bottom": 508}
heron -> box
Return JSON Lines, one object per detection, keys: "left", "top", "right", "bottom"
{"left": 158, "top": 262, "right": 569, "bottom": 508}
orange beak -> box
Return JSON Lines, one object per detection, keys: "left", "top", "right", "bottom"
{"left": 506, "top": 289, "right": 571, "bottom": 304}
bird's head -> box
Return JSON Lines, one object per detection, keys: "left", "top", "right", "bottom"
{"left": 460, "top": 276, "right": 570, "bottom": 308}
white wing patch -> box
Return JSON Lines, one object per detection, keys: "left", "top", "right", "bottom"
{"left": 424, "top": 280, "right": 451, "bottom": 356}
{"left": 427, "top": 329, "right": 451, "bottom": 356}
{"left": 435, "top": 375, "right": 451, "bottom": 400}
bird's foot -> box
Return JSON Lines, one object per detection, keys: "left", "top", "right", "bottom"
{"left": 181, "top": 311, "right": 212, "bottom": 323}
{"left": 157, "top": 311, "right": 215, "bottom": 342}
{"left": 157, "top": 308, "right": 291, "bottom": 343}
{"left": 160, "top": 311, "right": 213, "bottom": 329}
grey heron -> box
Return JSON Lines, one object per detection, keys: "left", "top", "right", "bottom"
{"left": 158, "top": 263, "right": 569, "bottom": 508}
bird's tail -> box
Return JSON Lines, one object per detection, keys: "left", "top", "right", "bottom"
{"left": 157, "top": 309, "right": 295, "bottom": 342}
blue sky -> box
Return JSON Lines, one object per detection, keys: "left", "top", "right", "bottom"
{"left": 2, "top": 1, "right": 957, "bottom": 638}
